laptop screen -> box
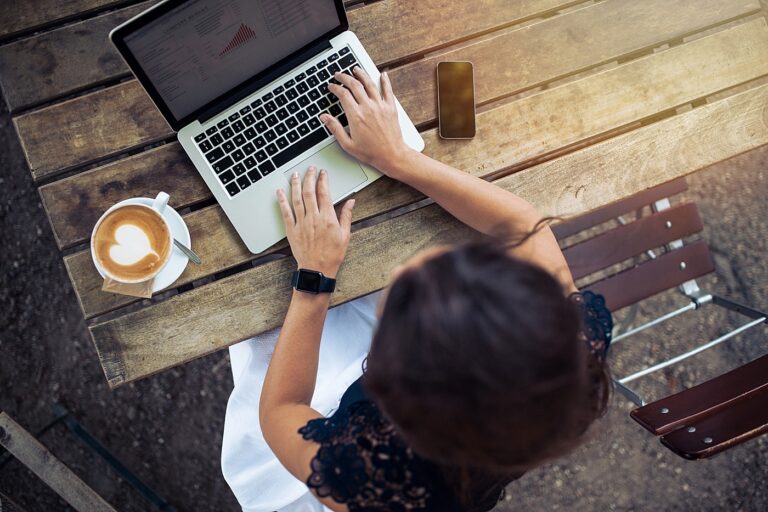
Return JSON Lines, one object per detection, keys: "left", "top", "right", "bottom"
{"left": 123, "top": 0, "right": 341, "bottom": 120}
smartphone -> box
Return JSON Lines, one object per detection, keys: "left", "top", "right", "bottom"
{"left": 437, "top": 61, "right": 476, "bottom": 139}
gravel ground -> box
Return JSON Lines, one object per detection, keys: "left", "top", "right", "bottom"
{"left": 1, "top": 85, "right": 767, "bottom": 510}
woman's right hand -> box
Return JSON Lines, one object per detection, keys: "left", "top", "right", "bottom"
{"left": 321, "top": 67, "right": 413, "bottom": 178}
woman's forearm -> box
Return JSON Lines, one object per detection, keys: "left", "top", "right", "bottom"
{"left": 385, "top": 149, "right": 541, "bottom": 238}
{"left": 259, "top": 291, "right": 330, "bottom": 426}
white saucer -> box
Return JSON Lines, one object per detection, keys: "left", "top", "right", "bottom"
{"left": 94, "top": 198, "right": 191, "bottom": 293}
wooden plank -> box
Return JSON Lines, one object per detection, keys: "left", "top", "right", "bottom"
{"left": 13, "top": 80, "right": 171, "bottom": 180}
{"left": 552, "top": 178, "right": 689, "bottom": 240}
{"left": 632, "top": 354, "right": 768, "bottom": 436}
{"left": 0, "top": 2, "right": 155, "bottom": 113}
{"left": 563, "top": 202, "right": 704, "bottom": 280}
{"left": 349, "top": 0, "right": 579, "bottom": 67}
{"left": 0, "top": 412, "right": 117, "bottom": 512}
{"left": 585, "top": 240, "right": 715, "bottom": 311}
{"left": 390, "top": 0, "right": 761, "bottom": 126}
{"left": 62, "top": 18, "right": 768, "bottom": 319}
{"left": 0, "top": 0, "right": 134, "bottom": 40}
{"left": 659, "top": 386, "right": 768, "bottom": 460}
{"left": 89, "top": 81, "right": 768, "bottom": 387}
{"left": 12, "top": 0, "right": 574, "bottom": 181}
{"left": 39, "top": 144, "right": 207, "bottom": 249}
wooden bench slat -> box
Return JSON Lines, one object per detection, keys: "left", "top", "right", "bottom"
{"left": 88, "top": 81, "right": 768, "bottom": 387}
{"left": 394, "top": 0, "right": 761, "bottom": 126}
{"left": 20, "top": 5, "right": 768, "bottom": 182}
{"left": 11, "top": 0, "right": 574, "bottom": 181}
{"left": 660, "top": 385, "right": 768, "bottom": 460}
{"left": 0, "top": 413, "right": 117, "bottom": 512}
{"left": 563, "top": 202, "right": 704, "bottom": 280}
{"left": 0, "top": 2, "right": 155, "bottom": 113}
{"left": 552, "top": 178, "right": 689, "bottom": 240}
{"left": 631, "top": 354, "right": 768, "bottom": 436}
{"left": 585, "top": 241, "right": 715, "bottom": 311}
{"left": 62, "top": 19, "right": 768, "bottom": 319}
{"left": 0, "top": 0, "right": 133, "bottom": 40}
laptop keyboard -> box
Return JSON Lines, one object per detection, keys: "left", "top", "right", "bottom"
{"left": 193, "top": 46, "right": 359, "bottom": 197}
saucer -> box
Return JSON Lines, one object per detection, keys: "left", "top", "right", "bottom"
{"left": 94, "top": 198, "right": 191, "bottom": 293}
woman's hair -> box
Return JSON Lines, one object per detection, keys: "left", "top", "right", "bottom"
{"left": 363, "top": 240, "right": 610, "bottom": 504}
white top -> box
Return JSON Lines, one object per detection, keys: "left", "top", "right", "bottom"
{"left": 222, "top": 292, "right": 383, "bottom": 512}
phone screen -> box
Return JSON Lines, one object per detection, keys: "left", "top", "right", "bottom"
{"left": 437, "top": 62, "right": 476, "bottom": 139}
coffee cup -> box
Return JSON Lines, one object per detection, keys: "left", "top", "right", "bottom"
{"left": 91, "top": 192, "right": 173, "bottom": 284}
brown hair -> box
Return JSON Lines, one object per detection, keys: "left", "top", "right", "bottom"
{"left": 364, "top": 241, "right": 610, "bottom": 507}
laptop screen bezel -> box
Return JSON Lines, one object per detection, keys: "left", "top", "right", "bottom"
{"left": 110, "top": 0, "right": 349, "bottom": 132}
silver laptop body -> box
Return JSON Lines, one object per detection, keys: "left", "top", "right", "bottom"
{"left": 111, "top": 0, "right": 424, "bottom": 254}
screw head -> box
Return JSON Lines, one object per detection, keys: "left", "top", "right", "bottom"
{"left": 680, "top": 261, "right": 687, "bottom": 270}
{"left": 703, "top": 437, "right": 713, "bottom": 444}
{"left": 661, "top": 408, "right": 669, "bottom": 414}
{"left": 687, "top": 426, "right": 696, "bottom": 433}
{"left": 665, "top": 220, "right": 673, "bottom": 229}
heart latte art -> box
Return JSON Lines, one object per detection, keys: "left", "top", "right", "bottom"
{"left": 93, "top": 204, "right": 172, "bottom": 283}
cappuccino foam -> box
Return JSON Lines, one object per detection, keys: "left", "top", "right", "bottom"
{"left": 93, "top": 204, "right": 171, "bottom": 283}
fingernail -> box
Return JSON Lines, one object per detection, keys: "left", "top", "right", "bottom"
{"left": 320, "top": 169, "right": 326, "bottom": 175}
{"left": 292, "top": 172, "right": 299, "bottom": 179}
{"left": 320, "top": 114, "right": 327, "bottom": 123}
{"left": 351, "top": 199, "right": 356, "bottom": 207}
{"left": 383, "top": 71, "right": 388, "bottom": 79}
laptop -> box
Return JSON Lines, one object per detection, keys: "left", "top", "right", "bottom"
{"left": 110, "top": 0, "right": 424, "bottom": 254}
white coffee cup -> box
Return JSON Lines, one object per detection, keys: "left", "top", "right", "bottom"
{"left": 91, "top": 192, "right": 173, "bottom": 284}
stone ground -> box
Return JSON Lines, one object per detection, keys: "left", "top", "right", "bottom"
{"left": 1, "top": 84, "right": 766, "bottom": 510}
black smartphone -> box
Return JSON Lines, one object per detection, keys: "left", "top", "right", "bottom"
{"left": 437, "top": 61, "right": 476, "bottom": 139}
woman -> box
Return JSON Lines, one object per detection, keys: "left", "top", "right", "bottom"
{"left": 222, "top": 67, "right": 612, "bottom": 511}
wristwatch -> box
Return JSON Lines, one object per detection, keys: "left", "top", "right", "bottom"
{"left": 292, "top": 269, "right": 336, "bottom": 294}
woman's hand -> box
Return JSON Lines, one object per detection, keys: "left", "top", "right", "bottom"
{"left": 322, "top": 67, "right": 412, "bottom": 177}
{"left": 276, "top": 167, "right": 355, "bottom": 278}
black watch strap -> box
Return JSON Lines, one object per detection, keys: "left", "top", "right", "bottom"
{"left": 292, "top": 269, "right": 336, "bottom": 294}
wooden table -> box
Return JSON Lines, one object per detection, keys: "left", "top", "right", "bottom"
{"left": 3, "top": 0, "right": 768, "bottom": 388}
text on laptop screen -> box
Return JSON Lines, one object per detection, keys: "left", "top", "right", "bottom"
{"left": 125, "top": 0, "right": 340, "bottom": 120}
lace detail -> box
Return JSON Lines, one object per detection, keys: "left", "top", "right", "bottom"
{"left": 299, "top": 401, "right": 451, "bottom": 511}
{"left": 570, "top": 291, "right": 613, "bottom": 361}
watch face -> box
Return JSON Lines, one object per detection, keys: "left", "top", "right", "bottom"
{"left": 297, "top": 270, "right": 322, "bottom": 292}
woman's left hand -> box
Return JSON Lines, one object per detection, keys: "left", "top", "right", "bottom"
{"left": 277, "top": 166, "right": 355, "bottom": 278}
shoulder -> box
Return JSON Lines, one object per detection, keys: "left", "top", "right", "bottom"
{"left": 569, "top": 291, "right": 613, "bottom": 360}
{"left": 299, "top": 400, "right": 456, "bottom": 511}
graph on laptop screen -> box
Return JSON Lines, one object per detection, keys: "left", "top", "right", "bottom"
{"left": 125, "top": 0, "right": 339, "bottom": 119}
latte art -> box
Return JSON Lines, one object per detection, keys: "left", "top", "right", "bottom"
{"left": 93, "top": 204, "right": 172, "bottom": 283}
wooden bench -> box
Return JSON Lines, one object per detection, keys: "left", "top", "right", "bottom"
{"left": 556, "top": 179, "right": 768, "bottom": 459}
{"left": 3, "top": 0, "right": 768, "bottom": 387}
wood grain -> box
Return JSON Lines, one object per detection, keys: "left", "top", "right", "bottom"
{"left": 0, "top": 412, "right": 117, "bottom": 512}
{"left": 39, "top": 0, "right": 756, "bottom": 247}
{"left": 0, "top": 0, "right": 133, "bottom": 40}
{"left": 64, "top": 18, "right": 768, "bottom": 319}
{"left": 0, "top": 2, "right": 155, "bottom": 112}
{"left": 13, "top": 80, "right": 170, "bottom": 180}
{"left": 349, "top": 0, "right": 579, "bottom": 67}
{"left": 89, "top": 81, "right": 768, "bottom": 387}
{"left": 10, "top": 0, "right": 579, "bottom": 181}
{"left": 390, "top": 0, "right": 761, "bottom": 126}
{"left": 39, "top": 143, "right": 206, "bottom": 249}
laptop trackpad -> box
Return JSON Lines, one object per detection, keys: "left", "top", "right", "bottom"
{"left": 283, "top": 142, "right": 367, "bottom": 202}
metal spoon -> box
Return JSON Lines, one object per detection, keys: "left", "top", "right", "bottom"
{"left": 174, "top": 239, "right": 201, "bottom": 265}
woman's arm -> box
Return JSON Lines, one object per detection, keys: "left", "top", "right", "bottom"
{"left": 259, "top": 168, "right": 353, "bottom": 511}
{"left": 322, "top": 68, "right": 576, "bottom": 292}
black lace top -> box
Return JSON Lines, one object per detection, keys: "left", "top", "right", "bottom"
{"left": 299, "top": 291, "right": 612, "bottom": 511}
